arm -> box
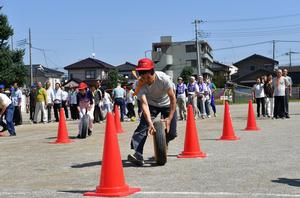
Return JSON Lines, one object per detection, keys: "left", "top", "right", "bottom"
{"left": 0, "top": 104, "right": 7, "bottom": 116}
{"left": 166, "top": 87, "right": 176, "bottom": 122}
{"left": 140, "top": 94, "right": 156, "bottom": 135}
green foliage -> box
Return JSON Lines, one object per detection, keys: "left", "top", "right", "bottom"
{"left": 0, "top": 8, "right": 27, "bottom": 86}
{"left": 212, "top": 71, "right": 227, "bottom": 88}
{"left": 180, "top": 67, "right": 194, "bottom": 84}
{"left": 107, "top": 69, "right": 119, "bottom": 89}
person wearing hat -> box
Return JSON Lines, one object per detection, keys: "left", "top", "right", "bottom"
{"left": 127, "top": 58, "right": 177, "bottom": 166}
{"left": 76, "top": 82, "right": 94, "bottom": 138}
{"left": 0, "top": 89, "right": 16, "bottom": 136}
{"left": 186, "top": 76, "right": 199, "bottom": 119}
{"left": 176, "top": 77, "right": 187, "bottom": 120}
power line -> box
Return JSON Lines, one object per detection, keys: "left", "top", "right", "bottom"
{"left": 214, "top": 41, "right": 272, "bottom": 51}
{"left": 208, "top": 13, "right": 300, "bottom": 23}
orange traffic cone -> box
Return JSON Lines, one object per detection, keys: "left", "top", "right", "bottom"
{"left": 114, "top": 105, "right": 124, "bottom": 134}
{"left": 244, "top": 100, "right": 260, "bottom": 131}
{"left": 219, "top": 101, "right": 240, "bottom": 141}
{"left": 177, "top": 105, "right": 206, "bottom": 158}
{"left": 51, "top": 108, "right": 72, "bottom": 144}
{"left": 84, "top": 112, "right": 140, "bottom": 197}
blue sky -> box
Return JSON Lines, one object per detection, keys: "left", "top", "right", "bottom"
{"left": 2, "top": 0, "right": 300, "bottom": 71}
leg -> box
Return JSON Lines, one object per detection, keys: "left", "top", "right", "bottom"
{"left": 5, "top": 105, "right": 16, "bottom": 136}
{"left": 261, "top": 97, "right": 266, "bottom": 116}
{"left": 41, "top": 102, "right": 47, "bottom": 122}
{"left": 34, "top": 102, "right": 41, "bottom": 122}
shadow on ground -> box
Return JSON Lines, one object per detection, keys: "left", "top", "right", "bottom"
{"left": 271, "top": 178, "right": 300, "bottom": 187}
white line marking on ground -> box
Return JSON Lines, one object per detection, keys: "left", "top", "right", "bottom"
{"left": 138, "top": 191, "right": 300, "bottom": 197}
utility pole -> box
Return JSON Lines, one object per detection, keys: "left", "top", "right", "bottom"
{"left": 11, "top": 36, "right": 14, "bottom": 50}
{"left": 272, "top": 40, "right": 275, "bottom": 60}
{"left": 192, "top": 19, "right": 203, "bottom": 76}
{"left": 29, "top": 28, "right": 33, "bottom": 85}
{"left": 289, "top": 48, "right": 292, "bottom": 68}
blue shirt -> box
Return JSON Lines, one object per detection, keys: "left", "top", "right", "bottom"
{"left": 112, "top": 86, "right": 125, "bottom": 99}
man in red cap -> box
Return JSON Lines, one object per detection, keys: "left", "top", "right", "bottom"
{"left": 127, "top": 58, "right": 177, "bottom": 166}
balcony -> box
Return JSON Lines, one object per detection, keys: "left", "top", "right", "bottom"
{"left": 152, "top": 51, "right": 162, "bottom": 63}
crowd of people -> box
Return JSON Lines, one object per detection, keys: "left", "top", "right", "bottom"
{"left": 252, "top": 68, "right": 293, "bottom": 119}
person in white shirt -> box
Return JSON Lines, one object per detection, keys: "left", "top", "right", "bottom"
{"left": 11, "top": 82, "right": 22, "bottom": 125}
{"left": 102, "top": 89, "right": 112, "bottom": 113}
{"left": 53, "top": 83, "right": 63, "bottom": 122}
{"left": 126, "top": 83, "right": 136, "bottom": 119}
{"left": 272, "top": 69, "right": 288, "bottom": 119}
{"left": 69, "top": 86, "right": 79, "bottom": 120}
{"left": 252, "top": 77, "right": 266, "bottom": 117}
{"left": 45, "top": 82, "right": 54, "bottom": 123}
{"left": 0, "top": 92, "right": 16, "bottom": 136}
{"left": 61, "top": 86, "right": 69, "bottom": 119}
{"left": 197, "top": 75, "right": 207, "bottom": 119}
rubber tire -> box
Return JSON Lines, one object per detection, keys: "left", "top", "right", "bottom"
{"left": 153, "top": 121, "right": 167, "bottom": 166}
{"left": 80, "top": 114, "right": 89, "bottom": 139}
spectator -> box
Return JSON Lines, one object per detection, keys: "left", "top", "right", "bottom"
{"left": 264, "top": 74, "right": 274, "bottom": 118}
{"left": 186, "top": 76, "right": 199, "bottom": 119}
{"left": 252, "top": 77, "right": 266, "bottom": 117}
{"left": 207, "top": 78, "right": 217, "bottom": 117}
{"left": 112, "top": 82, "right": 126, "bottom": 122}
{"left": 273, "top": 69, "right": 287, "bottom": 119}
{"left": 11, "top": 82, "right": 22, "bottom": 125}
{"left": 92, "top": 85, "right": 103, "bottom": 123}
{"left": 282, "top": 69, "right": 293, "bottom": 118}
{"left": 69, "top": 86, "right": 79, "bottom": 120}
{"left": 34, "top": 82, "right": 47, "bottom": 123}
{"left": 27, "top": 84, "right": 37, "bottom": 121}
{"left": 102, "top": 89, "right": 113, "bottom": 113}
{"left": 53, "top": 83, "right": 63, "bottom": 122}
{"left": 45, "top": 81, "right": 54, "bottom": 123}
{"left": 176, "top": 76, "right": 187, "bottom": 120}
{"left": 61, "top": 86, "right": 69, "bottom": 119}
{"left": 197, "top": 75, "right": 207, "bottom": 119}
{"left": 126, "top": 83, "right": 136, "bottom": 120}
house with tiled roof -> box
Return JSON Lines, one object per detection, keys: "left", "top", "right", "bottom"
{"left": 115, "top": 62, "right": 137, "bottom": 81}
{"left": 64, "top": 57, "right": 115, "bottom": 86}
{"left": 232, "top": 54, "right": 278, "bottom": 86}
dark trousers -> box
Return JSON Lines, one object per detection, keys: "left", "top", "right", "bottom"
{"left": 204, "top": 99, "right": 210, "bottom": 116}
{"left": 1, "top": 104, "right": 16, "bottom": 135}
{"left": 53, "top": 103, "right": 62, "bottom": 121}
{"left": 274, "top": 96, "right": 285, "bottom": 118}
{"left": 47, "top": 105, "right": 52, "bottom": 122}
{"left": 130, "top": 105, "right": 177, "bottom": 155}
{"left": 126, "top": 103, "right": 136, "bottom": 118}
{"left": 256, "top": 97, "right": 266, "bottom": 117}
{"left": 114, "top": 98, "right": 125, "bottom": 121}
{"left": 94, "top": 105, "right": 103, "bottom": 122}
{"left": 13, "top": 106, "right": 22, "bottom": 125}
{"left": 29, "top": 105, "right": 35, "bottom": 121}
{"left": 210, "top": 95, "right": 216, "bottom": 114}
{"left": 62, "top": 100, "right": 69, "bottom": 119}
{"left": 284, "top": 92, "right": 289, "bottom": 117}
{"left": 70, "top": 104, "right": 79, "bottom": 120}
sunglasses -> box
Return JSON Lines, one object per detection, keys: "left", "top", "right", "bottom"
{"left": 137, "top": 70, "right": 150, "bottom": 76}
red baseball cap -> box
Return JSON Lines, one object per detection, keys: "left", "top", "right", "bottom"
{"left": 136, "top": 58, "right": 154, "bottom": 71}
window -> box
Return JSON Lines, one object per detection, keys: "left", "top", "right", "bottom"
{"left": 185, "top": 44, "right": 197, "bottom": 53}
{"left": 250, "top": 66, "right": 255, "bottom": 71}
{"left": 85, "top": 70, "right": 96, "bottom": 79}
{"left": 186, "top": 59, "right": 197, "bottom": 67}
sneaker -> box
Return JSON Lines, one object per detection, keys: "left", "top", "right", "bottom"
{"left": 88, "top": 129, "right": 92, "bottom": 136}
{"left": 207, "top": 115, "right": 211, "bottom": 118}
{"left": 127, "top": 152, "right": 144, "bottom": 166}
{"left": 76, "top": 134, "right": 82, "bottom": 138}
{"left": 286, "top": 115, "right": 290, "bottom": 119}
{"left": 214, "top": 113, "right": 217, "bottom": 117}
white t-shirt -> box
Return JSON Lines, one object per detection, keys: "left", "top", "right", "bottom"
{"left": 11, "top": 89, "right": 22, "bottom": 106}
{"left": 273, "top": 77, "right": 287, "bottom": 96}
{"left": 253, "top": 83, "right": 265, "bottom": 98}
{"left": 0, "top": 93, "right": 12, "bottom": 109}
{"left": 46, "top": 88, "right": 54, "bottom": 104}
{"left": 137, "top": 71, "right": 173, "bottom": 107}
{"left": 126, "top": 89, "right": 135, "bottom": 104}
{"left": 103, "top": 92, "right": 112, "bottom": 105}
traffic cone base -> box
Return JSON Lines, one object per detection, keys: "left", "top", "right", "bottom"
{"left": 84, "top": 186, "right": 141, "bottom": 197}
{"left": 177, "top": 105, "right": 206, "bottom": 158}
{"left": 218, "top": 136, "right": 240, "bottom": 141}
{"left": 177, "top": 151, "right": 207, "bottom": 158}
{"left": 244, "top": 126, "right": 260, "bottom": 131}
{"left": 50, "top": 108, "right": 72, "bottom": 144}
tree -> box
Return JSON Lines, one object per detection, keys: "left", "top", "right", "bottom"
{"left": 0, "top": 8, "right": 27, "bottom": 86}
{"left": 180, "top": 66, "right": 194, "bottom": 84}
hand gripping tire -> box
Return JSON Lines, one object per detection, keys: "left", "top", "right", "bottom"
{"left": 80, "top": 114, "right": 89, "bottom": 139}
{"left": 153, "top": 121, "right": 167, "bottom": 166}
